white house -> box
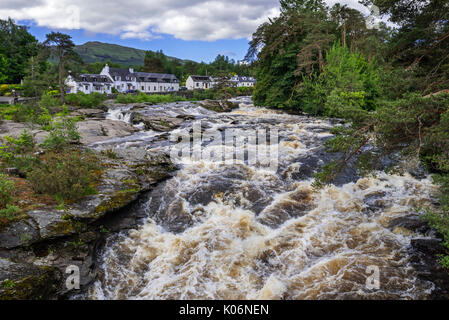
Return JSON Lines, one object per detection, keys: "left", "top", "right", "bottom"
{"left": 186, "top": 75, "right": 213, "bottom": 90}
{"left": 237, "top": 76, "right": 257, "bottom": 87}
{"left": 100, "top": 65, "right": 179, "bottom": 93}
{"left": 133, "top": 72, "right": 180, "bottom": 93}
{"left": 65, "top": 73, "right": 113, "bottom": 94}
{"left": 66, "top": 65, "right": 180, "bottom": 95}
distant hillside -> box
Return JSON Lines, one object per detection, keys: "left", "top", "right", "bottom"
{"left": 74, "top": 41, "right": 188, "bottom": 66}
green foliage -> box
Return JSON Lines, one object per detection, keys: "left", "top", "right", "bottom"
{"left": 65, "top": 92, "right": 107, "bottom": 108}
{"left": 116, "top": 92, "right": 187, "bottom": 104}
{"left": 41, "top": 117, "right": 80, "bottom": 150}
{"left": 298, "top": 43, "right": 380, "bottom": 116}
{"left": 27, "top": 149, "right": 100, "bottom": 202}
{"left": 0, "top": 130, "right": 37, "bottom": 175}
{"left": 39, "top": 93, "right": 61, "bottom": 109}
{"left": 0, "top": 205, "right": 19, "bottom": 221}
{"left": 0, "top": 18, "right": 39, "bottom": 83}
{"left": 0, "top": 173, "right": 15, "bottom": 209}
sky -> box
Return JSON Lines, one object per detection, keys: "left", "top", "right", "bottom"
{"left": 0, "top": 0, "right": 379, "bottom": 63}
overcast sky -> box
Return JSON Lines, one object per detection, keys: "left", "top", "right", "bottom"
{"left": 0, "top": 0, "right": 377, "bottom": 62}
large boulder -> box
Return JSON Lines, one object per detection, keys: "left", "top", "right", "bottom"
{"left": 198, "top": 99, "right": 239, "bottom": 112}
{"left": 131, "top": 113, "right": 184, "bottom": 132}
{"left": 76, "top": 119, "right": 138, "bottom": 145}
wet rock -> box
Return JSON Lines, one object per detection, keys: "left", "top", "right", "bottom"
{"left": 0, "top": 219, "right": 39, "bottom": 249}
{"left": 198, "top": 99, "right": 239, "bottom": 113}
{"left": 76, "top": 119, "right": 138, "bottom": 145}
{"left": 71, "top": 109, "right": 106, "bottom": 119}
{"left": 362, "top": 191, "right": 388, "bottom": 214}
{"left": 131, "top": 113, "right": 184, "bottom": 132}
{"left": 0, "top": 258, "right": 62, "bottom": 300}
{"left": 410, "top": 238, "right": 449, "bottom": 299}
{"left": 411, "top": 238, "right": 444, "bottom": 256}
{"left": 388, "top": 215, "right": 432, "bottom": 235}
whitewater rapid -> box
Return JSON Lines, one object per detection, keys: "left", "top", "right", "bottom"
{"left": 90, "top": 97, "right": 438, "bottom": 300}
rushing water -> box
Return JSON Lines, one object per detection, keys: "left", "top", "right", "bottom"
{"left": 90, "top": 97, "right": 439, "bottom": 300}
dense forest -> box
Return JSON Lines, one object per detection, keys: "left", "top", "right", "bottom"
{"left": 247, "top": 0, "right": 449, "bottom": 267}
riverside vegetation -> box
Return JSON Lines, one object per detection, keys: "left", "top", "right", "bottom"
{"left": 247, "top": 0, "right": 449, "bottom": 268}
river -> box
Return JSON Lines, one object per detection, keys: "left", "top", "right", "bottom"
{"left": 87, "top": 97, "right": 440, "bottom": 300}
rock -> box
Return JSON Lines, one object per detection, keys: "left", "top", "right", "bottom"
{"left": 71, "top": 109, "right": 106, "bottom": 119}
{"left": 27, "top": 210, "right": 76, "bottom": 240}
{"left": 76, "top": 119, "right": 138, "bottom": 145}
{"left": 0, "top": 219, "right": 39, "bottom": 249}
{"left": 0, "top": 121, "right": 49, "bottom": 144}
{"left": 388, "top": 214, "right": 431, "bottom": 235}
{"left": 198, "top": 99, "right": 239, "bottom": 112}
{"left": 411, "top": 238, "right": 444, "bottom": 256}
{"left": 0, "top": 258, "right": 61, "bottom": 300}
{"left": 131, "top": 113, "right": 184, "bottom": 132}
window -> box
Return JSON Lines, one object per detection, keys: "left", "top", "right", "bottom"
{"left": 142, "top": 86, "right": 145, "bottom": 91}
{"left": 196, "top": 83, "right": 199, "bottom": 87}
{"left": 85, "top": 85, "right": 89, "bottom": 90}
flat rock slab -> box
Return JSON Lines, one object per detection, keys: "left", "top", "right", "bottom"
{"left": 27, "top": 210, "right": 76, "bottom": 240}
{"left": 0, "top": 121, "right": 49, "bottom": 144}
{"left": 77, "top": 119, "right": 138, "bottom": 145}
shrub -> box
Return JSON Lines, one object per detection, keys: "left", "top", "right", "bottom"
{"left": 28, "top": 149, "right": 101, "bottom": 201}
{"left": 39, "top": 93, "right": 61, "bottom": 109}
{"left": 116, "top": 92, "right": 186, "bottom": 104}
{"left": 0, "top": 205, "right": 19, "bottom": 221}
{"left": 41, "top": 117, "right": 80, "bottom": 150}
{"left": 0, "top": 174, "right": 15, "bottom": 209}
{"left": 0, "top": 130, "right": 37, "bottom": 175}
{"left": 65, "top": 92, "right": 107, "bottom": 108}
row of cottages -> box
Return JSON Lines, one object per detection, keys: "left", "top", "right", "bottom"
{"left": 186, "top": 75, "right": 257, "bottom": 90}
{"left": 65, "top": 65, "right": 180, "bottom": 94}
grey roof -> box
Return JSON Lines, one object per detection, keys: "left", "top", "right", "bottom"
{"left": 132, "top": 72, "right": 179, "bottom": 83}
{"left": 190, "top": 75, "right": 212, "bottom": 82}
{"left": 109, "top": 68, "right": 132, "bottom": 79}
{"left": 77, "top": 74, "right": 113, "bottom": 83}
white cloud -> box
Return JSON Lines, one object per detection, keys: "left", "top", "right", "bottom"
{"left": 0, "top": 0, "right": 377, "bottom": 41}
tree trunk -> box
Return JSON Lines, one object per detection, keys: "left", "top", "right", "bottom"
{"left": 58, "top": 48, "right": 65, "bottom": 104}
{"left": 342, "top": 22, "right": 346, "bottom": 47}
{"left": 317, "top": 44, "right": 324, "bottom": 72}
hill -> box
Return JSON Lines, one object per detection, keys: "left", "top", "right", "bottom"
{"left": 74, "top": 41, "right": 187, "bottom": 66}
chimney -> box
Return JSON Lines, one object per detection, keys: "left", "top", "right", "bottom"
{"left": 129, "top": 67, "right": 134, "bottom": 73}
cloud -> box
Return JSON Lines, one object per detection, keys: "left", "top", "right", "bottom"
{"left": 0, "top": 0, "right": 376, "bottom": 41}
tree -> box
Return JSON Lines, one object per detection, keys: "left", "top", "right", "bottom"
{"left": 361, "top": 0, "right": 449, "bottom": 93}
{"left": 142, "top": 50, "right": 165, "bottom": 73}
{"left": 0, "top": 54, "right": 8, "bottom": 83}
{"left": 0, "top": 18, "right": 39, "bottom": 83}
{"left": 43, "top": 32, "right": 80, "bottom": 103}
